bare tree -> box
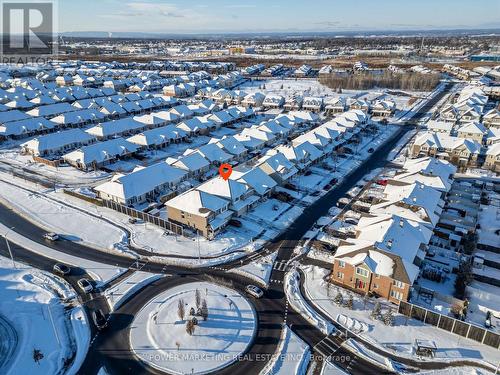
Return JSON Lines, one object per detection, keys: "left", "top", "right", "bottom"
{"left": 177, "top": 299, "right": 185, "bottom": 321}
{"left": 195, "top": 289, "right": 201, "bottom": 309}
{"left": 186, "top": 319, "right": 196, "bottom": 336}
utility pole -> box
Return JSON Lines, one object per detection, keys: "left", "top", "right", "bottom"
{"left": 3, "top": 227, "right": 16, "bottom": 269}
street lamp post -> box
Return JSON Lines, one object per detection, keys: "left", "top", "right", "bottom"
{"left": 3, "top": 227, "right": 16, "bottom": 269}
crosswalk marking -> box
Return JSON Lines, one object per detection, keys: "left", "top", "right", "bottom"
{"left": 273, "top": 261, "right": 289, "bottom": 271}
{"left": 314, "top": 334, "right": 342, "bottom": 358}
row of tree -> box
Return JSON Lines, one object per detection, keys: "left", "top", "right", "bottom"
{"left": 319, "top": 71, "right": 440, "bottom": 91}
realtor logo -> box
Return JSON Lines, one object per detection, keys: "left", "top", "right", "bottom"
{"left": 1, "top": 1, "right": 56, "bottom": 62}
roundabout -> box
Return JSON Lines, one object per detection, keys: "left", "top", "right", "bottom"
{"left": 130, "top": 281, "right": 257, "bottom": 375}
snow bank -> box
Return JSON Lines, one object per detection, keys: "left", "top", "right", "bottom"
{"left": 227, "top": 251, "right": 278, "bottom": 287}
{"left": 260, "top": 325, "right": 311, "bottom": 375}
{"left": 103, "top": 271, "right": 164, "bottom": 311}
{"left": 284, "top": 269, "right": 334, "bottom": 335}
{"left": 343, "top": 339, "right": 397, "bottom": 372}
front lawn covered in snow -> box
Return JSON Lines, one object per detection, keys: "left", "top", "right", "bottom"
{"left": 130, "top": 282, "right": 257, "bottom": 374}
{"left": 301, "top": 265, "right": 500, "bottom": 367}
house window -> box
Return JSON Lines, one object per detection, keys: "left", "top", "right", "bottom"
{"left": 390, "top": 290, "right": 403, "bottom": 300}
{"left": 393, "top": 280, "right": 404, "bottom": 289}
{"left": 338, "top": 260, "right": 345, "bottom": 268}
{"left": 355, "top": 267, "right": 369, "bottom": 278}
{"left": 373, "top": 283, "right": 378, "bottom": 289}
{"left": 337, "top": 272, "right": 344, "bottom": 279}
{"left": 375, "top": 274, "right": 380, "bottom": 279}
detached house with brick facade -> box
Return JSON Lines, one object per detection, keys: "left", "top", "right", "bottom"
{"left": 331, "top": 214, "right": 431, "bottom": 303}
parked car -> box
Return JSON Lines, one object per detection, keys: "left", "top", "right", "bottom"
{"left": 53, "top": 263, "right": 71, "bottom": 276}
{"left": 367, "top": 147, "right": 374, "bottom": 153}
{"left": 128, "top": 218, "right": 138, "bottom": 224}
{"left": 229, "top": 219, "right": 242, "bottom": 228}
{"left": 245, "top": 285, "right": 263, "bottom": 298}
{"left": 485, "top": 311, "right": 492, "bottom": 328}
{"left": 43, "top": 232, "right": 59, "bottom": 241}
{"left": 77, "top": 278, "right": 93, "bottom": 293}
{"left": 92, "top": 309, "right": 108, "bottom": 330}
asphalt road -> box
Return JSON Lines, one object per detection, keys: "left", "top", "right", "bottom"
{"left": 0, "top": 83, "right": 456, "bottom": 375}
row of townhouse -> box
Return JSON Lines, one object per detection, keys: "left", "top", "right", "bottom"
{"left": 439, "top": 86, "right": 488, "bottom": 124}
{"left": 330, "top": 157, "right": 457, "bottom": 303}
{"left": 426, "top": 120, "right": 500, "bottom": 145}
{"left": 164, "top": 110, "right": 370, "bottom": 238}
{"left": 91, "top": 111, "right": 318, "bottom": 206}
{"left": 30, "top": 103, "right": 251, "bottom": 166}
{"left": 0, "top": 90, "right": 177, "bottom": 140}
{"left": 163, "top": 71, "right": 244, "bottom": 98}
{"left": 411, "top": 131, "right": 483, "bottom": 167}
{"left": 18, "top": 100, "right": 219, "bottom": 157}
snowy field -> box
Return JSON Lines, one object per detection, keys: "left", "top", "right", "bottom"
{"left": 0, "top": 256, "right": 89, "bottom": 375}
{"left": 0, "top": 177, "right": 128, "bottom": 253}
{"left": 260, "top": 325, "right": 310, "bottom": 375}
{"left": 130, "top": 282, "right": 257, "bottom": 374}
{"left": 301, "top": 265, "right": 500, "bottom": 367}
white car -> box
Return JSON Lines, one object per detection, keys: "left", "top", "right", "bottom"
{"left": 77, "top": 278, "right": 93, "bottom": 293}
{"left": 245, "top": 285, "right": 263, "bottom": 298}
{"left": 43, "top": 232, "right": 59, "bottom": 241}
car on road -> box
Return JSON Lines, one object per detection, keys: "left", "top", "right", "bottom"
{"left": 245, "top": 285, "right": 263, "bottom": 298}
{"left": 367, "top": 147, "right": 374, "bottom": 153}
{"left": 53, "top": 263, "right": 71, "bottom": 276}
{"left": 77, "top": 278, "right": 93, "bottom": 293}
{"left": 43, "top": 232, "right": 59, "bottom": 241}
{"left": 92, "top": 309, "right": 108, "bottom": 330}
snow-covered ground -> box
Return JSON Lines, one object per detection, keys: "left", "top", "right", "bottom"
{"left": 285, "top": 268, "right": 334, "bottom": 335}
{"left": 260, "top": 325, "right": 310, "bottom": 375}
{"left": 130, "top": 282, "right": 257, "bottom": 375}
{"left": 227, "top": 251, "right": 278, "bottom": 287}
{"left": 301, "top": 265, "right": 500, "bottom": 368}
{"left": 0, "top": 176, "right": 128, "bottom": 253}
{"left": 103, "top": 271, "right": 165, "bottom": 311}
{"left": 0, "top": 256, "right": 90, "bottom": 375}
{"left": 0, "top": 221, "right": 128, "bottom": 287}
{"left": 321, "top": 361, "right": 349, "bottom": 375}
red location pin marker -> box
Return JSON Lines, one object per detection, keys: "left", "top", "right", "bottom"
{"left": 219, "top": 163, "right": 232, "bottom": 181}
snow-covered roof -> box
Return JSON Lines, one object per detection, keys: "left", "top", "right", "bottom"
{"left": 95, "top": 161, "right": 187, "bottom": 201}
{"left": 63, "top": 138, "right": 140, "bottom": 166}
{"left": 127, "top": 125, "right": 187, "bottom": 147}
{"left": 86, "top": 117, "right": 147, "bottom": 138}
{"left": 166, "top": 189, "right": 229, "bottom": 218}
{"left": 21, "top": 129, "right": 95, "bottom": 153}
{"left": 0, "top": 117, "right": 56, "bottom": 136}
{"left": 197, "top": 177, "right": 249, "bottom": 202}
{"left": 232, "top": 167, "right": 277, "bottom": 196}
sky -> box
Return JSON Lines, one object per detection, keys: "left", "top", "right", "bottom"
{"left": 58, "top": 0, "right": 500, "bottom": 34}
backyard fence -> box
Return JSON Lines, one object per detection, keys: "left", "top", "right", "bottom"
{"left": 398, "top": 301, "right": 500, "bottom": 350}
{"left": 101, "top": 199, "right": 184, "bottom": 236}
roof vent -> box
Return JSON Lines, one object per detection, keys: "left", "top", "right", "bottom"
{"left": 399, "top": 219, "right": 404, "bottom": 228}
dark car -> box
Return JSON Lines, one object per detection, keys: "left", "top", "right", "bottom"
{"left": 367, "top": 148, "right": 375, "bottom": 153}
{"left": 229, "top": 219, "right": 242, "bottom": 227}
{"left": 53, "top": 263, "right": 71, "bottom": 276}
{"left": 92, "top": 309, "right": 108, "bottom": 330}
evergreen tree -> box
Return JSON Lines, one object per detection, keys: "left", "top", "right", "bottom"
{"left": 371, "top": 301, "right": 381, "bottom": 319}
{"left": 346, "top": 294, "right": 354, "bottom": 310}
{"left": 383, "top": 309, "right": 394, "bottom": 326}
{"left": 334, "top": 290, "right": 343, "bottom": 305}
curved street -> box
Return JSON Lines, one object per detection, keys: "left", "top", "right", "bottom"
{"left": 0, "top": 83, "right": 483, "bottom": 375}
